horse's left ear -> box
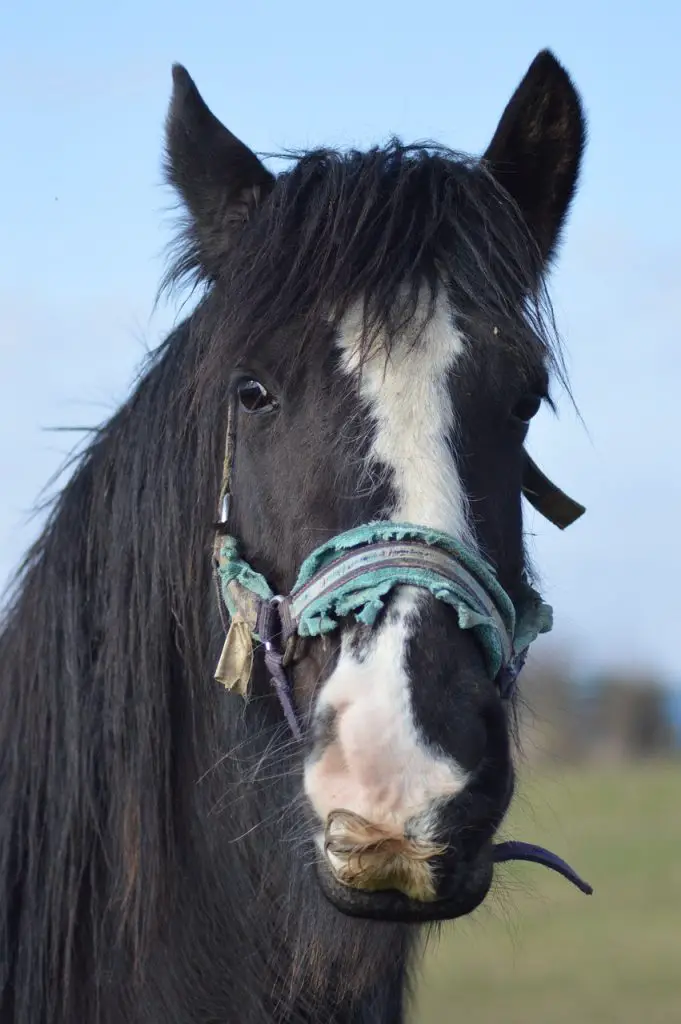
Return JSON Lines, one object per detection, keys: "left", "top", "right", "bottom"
{"left": 483, "top": 50, "right": 586, "bottom": 266}
{"left": 165, "top": 65, "right": 275, "bottom": 278}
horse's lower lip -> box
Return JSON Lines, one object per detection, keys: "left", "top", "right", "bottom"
{"left": 315, "top": 848, "right": 494, "bottom": 924}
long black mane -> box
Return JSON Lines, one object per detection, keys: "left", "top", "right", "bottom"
{"left": 1, "top": 141, "right": 565, "bottom": 1023}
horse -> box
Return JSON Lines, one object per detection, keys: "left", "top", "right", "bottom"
{"left": 0, "top": 49, "right": 588, "bottom": 1023}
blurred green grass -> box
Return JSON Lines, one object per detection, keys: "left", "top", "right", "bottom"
{"left": 410, "top": 761, "right": 681, "bottom": 1024}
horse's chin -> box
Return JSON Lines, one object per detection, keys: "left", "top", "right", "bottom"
{"left": 315, "top": 846, "right": 494, "bottom": 924}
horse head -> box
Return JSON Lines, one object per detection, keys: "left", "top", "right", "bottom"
{"left": 165, "top": 50, "right": 586, "bottom": 923}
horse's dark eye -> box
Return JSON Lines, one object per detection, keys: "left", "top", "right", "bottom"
{"left": 512, "top": 394, "right": 543, "bottom": 424}
{"left": 237, "top": 378, "right": 277, "bottom": 414}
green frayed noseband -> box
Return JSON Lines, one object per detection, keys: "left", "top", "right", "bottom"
{"left": 214, "top": 520, "right": 553, "bottom": 715}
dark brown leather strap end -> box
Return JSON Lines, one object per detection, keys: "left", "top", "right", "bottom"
{"left": 522, "top": 452, "right": 586, "bottom": 530}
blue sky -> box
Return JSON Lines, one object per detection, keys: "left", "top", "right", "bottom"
{"left": 1, "top": 2, "right": 679, "bottom": 686}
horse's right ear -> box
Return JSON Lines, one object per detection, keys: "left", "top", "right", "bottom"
{"left": 165, "top": 65, "right": 274, "bottom": 279}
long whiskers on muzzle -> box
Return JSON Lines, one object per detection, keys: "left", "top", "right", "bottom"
{"left": 323, "top": 809, "right": 446, "bottom": 902}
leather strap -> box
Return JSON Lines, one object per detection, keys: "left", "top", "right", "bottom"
{"left": 522, "top": 452, "right": 585, "bottom": 530}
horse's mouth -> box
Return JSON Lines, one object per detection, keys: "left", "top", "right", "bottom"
{"left": 316, "top": 845, "right": 495, "bottom": 924}
{"left": 316, "top": 838, "right": 593, "bottom": 923}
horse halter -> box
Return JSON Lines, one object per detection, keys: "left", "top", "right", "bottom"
{"left": 211, "top": 388, "right": 593, "bottom": 899}
{"left": 212, "top": 389, "right": 584, "bottom": 735}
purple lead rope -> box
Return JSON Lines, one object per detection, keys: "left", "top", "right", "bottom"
{"left": 264, "top": 645, "right": 302, "bottom": 739}
{"left": 258, "top": 600, "right": 303, "bottom": 739}
{"left": 493, "top": 840, "right": 593, "bottom": 895}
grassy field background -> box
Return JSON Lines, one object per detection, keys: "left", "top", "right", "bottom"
{"left": 410, "top": 761, "right": 681, "bottom": 1024}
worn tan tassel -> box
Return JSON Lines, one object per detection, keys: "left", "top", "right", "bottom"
{"left": 214, "top": 616, "right": 254, "bottom": 698}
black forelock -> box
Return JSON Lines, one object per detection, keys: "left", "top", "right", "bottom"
{"left": 163, "top": 140, "right": 565, "bottom": 388}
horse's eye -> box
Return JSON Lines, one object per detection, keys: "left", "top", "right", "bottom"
{"left": 237, "top": 378, "right": 278, "bottom": 414}
{"left": 512, "top": 394, "right": 543, "bottom": 424}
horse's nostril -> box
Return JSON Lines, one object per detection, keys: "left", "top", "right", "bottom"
{"left": 436, "top": 751, "right": 516, "bottom": 867}
{"left": 309, "top": 703, "right": 338, "bottom": 754}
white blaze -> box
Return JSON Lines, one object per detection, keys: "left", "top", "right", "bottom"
{"left": 304, "top": 293, "right": 473, "bottom": 836}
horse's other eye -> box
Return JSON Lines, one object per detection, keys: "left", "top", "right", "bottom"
{"left": 237, "top": 378, "right": 278, "bottom": 414}
{"left": 511, "top": 394, "right": 543, "bottom": 424}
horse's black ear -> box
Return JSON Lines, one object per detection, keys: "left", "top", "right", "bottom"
{"left": 165, "top": 65, "right": 274, "bottom": 277}
{"left": 483, "top": 50, "right": 586, "bottom": 266}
